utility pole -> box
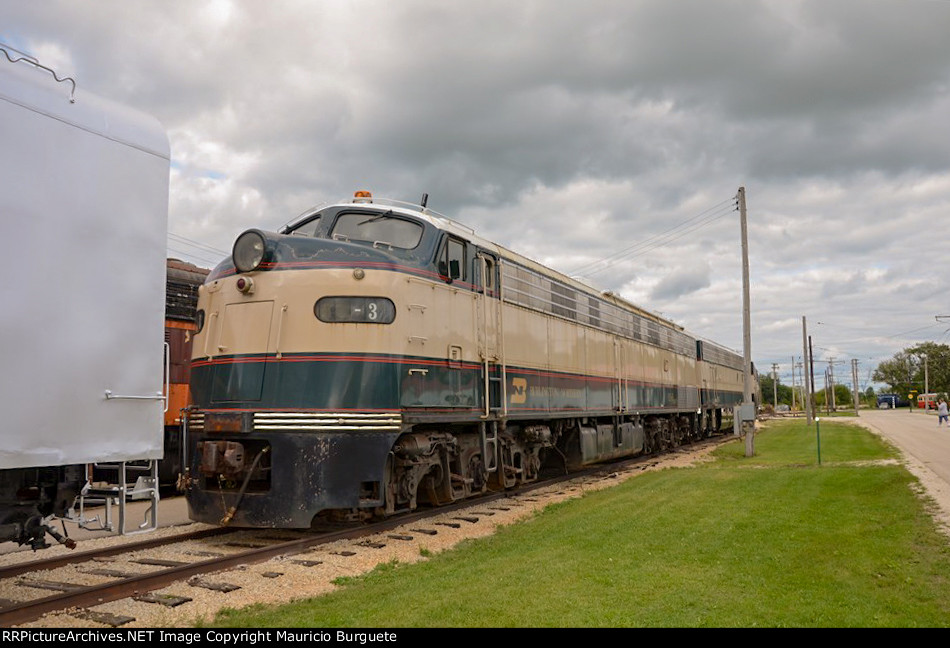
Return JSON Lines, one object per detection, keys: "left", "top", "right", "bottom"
{"left": 907, "top": 356, "right": 914, "bottom": 412}
{"left": 828, "top": 357, "right": 837, "bottom": 411}
{"left": 799, "top": 361, "right": 807, "bottom": 410}
{"left": 738, "top": 187, "right": 754, "bottom": 457}
{"left": 813, "top": 349, "right": 821, "bottom": 416}
{"left": 797, "top": 360, "right": 806, "bottom": 411}
{"left": 802, "top": 317, "right": 813, "bottom": 425}
{"left": 772, "top": 363, "right": 779, "bottom": 408}
{"left": 824, "top": 367, "right": 830, "bottom": 413}
{"left": 851, "top": 358, "right": 859, "bottom": 416}
{"left": 791, "top": 356, "right": 797, "bottom": 411}
{"left": 809, "top": 334, "right": 821, "bottom": 464}
{"left": 924, "top": 353, "right": 929, "bottom": 407}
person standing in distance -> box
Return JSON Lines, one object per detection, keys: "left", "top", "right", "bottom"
{"left": 938, "top": 398, "right": 949, "bottom": 427}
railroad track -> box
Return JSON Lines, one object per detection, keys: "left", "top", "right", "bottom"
{"left": 0, "top": 436, "right": 726, "bottom": 627}
{"left": 0, "top": 490, "right": 541, "bottom": 627}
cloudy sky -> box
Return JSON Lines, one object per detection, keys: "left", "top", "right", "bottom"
{"left": 5, "top": 0, "right": 950, "bottom": 392}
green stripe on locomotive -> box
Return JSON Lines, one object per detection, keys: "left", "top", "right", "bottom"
{"left": 191, "top": 353, "right": 723, "bottom": 414}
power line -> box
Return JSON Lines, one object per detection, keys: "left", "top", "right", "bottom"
{"left": 567, "top": 196, "right": 737, "bottom": 278}
{"left": 815, "top": 320, "right": 945, "bottom": 341}
{"left": 166, "top": 246, "right": 222, "bottom": 267}
{"left": 166, "top": 232, "right": 228, "bottom": 267}
{"left": 572, "top": 201, "right": 735, "bottom": 277}
{"left": 168, "top": 232, "right": 228, "bottom": 256}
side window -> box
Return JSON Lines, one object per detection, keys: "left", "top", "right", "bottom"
{"left": 474, "top": 254, "right": 496, "bottom": 293}
{"left": 551, "top": 282, "right": 577, "bottom": 320}
{"left": 288, "top": 216, "right": 321, "bottom": 237}
{"left": 588, "top": 296, "right": 600, "bottom": 327}
{"left": 438, "top": 237, "right": 466, "bottom": 282}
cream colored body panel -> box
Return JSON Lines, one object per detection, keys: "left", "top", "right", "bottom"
{"left": 194, "top": 268, "right": 480, "bottom": 365}
{"left": 194, "top": 264, "right": 710, "bottom": 400}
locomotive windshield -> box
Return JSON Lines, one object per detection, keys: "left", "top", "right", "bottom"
{"left": 329, "top": 211, "right": 424, "bottom": 249}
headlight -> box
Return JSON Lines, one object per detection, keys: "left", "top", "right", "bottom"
{"left": 232, "top": 230, "right": 266, "bottom": 273}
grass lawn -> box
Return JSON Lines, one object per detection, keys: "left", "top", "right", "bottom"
{"left": 207, "top": 419, "right": 950, "bottom": 628}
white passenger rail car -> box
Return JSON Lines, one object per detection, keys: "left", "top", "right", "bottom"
{"left": 0, "top": 45, "right": 170, "bottom": 549}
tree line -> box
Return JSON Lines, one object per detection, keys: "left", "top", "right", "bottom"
{"left": 758, "top": 342, "right": 950, "bottom": 410}
{"left": 870, "top": 342, "right": 950, "bottom": 400}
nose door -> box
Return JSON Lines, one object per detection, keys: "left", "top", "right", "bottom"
{"left": 210, "top": 300, "right": 275, "bottom": 402}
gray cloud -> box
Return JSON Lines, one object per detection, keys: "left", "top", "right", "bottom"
{"left": 5, "top": 0, "right": 950, "bottom": 385}
{"left": 651, "top": 262, "right": 713, "bottom": 301}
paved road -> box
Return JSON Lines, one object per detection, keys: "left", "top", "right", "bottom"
{"left": 859, "top": 408, "right": 950, "bottom": 486}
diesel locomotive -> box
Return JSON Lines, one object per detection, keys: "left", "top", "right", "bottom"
{"left": 183, "top": 192, "right": 757, "bottom": 528}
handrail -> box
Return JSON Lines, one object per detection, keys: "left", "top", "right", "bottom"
{"left": 274, "top": 304, "right": 288, "bottom": 359}
{"left": 203, "top": 311, "right": 218, "bottom": 359}
{"left": 103, "top": 390, "right": 164, "bottom": 401}
{"left": 0, "top": 42, "right": 76, "bottom": 103}
{"left": 163, "top": 340, "right": 170, "bottom": 412}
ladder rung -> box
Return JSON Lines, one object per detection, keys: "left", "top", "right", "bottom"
{"left": 84, "top": 488, "right": 122, "bottom": 497}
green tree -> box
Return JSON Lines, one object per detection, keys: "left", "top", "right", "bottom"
{"left": 812, "top": 382, "right": 853, "bottom": 411}
{"left": 758, "top": 374, "right": 795, "bottom": 408}
{"left": 834, "top": 383, "right": 854, "bottom": 409}
{"left": 873, "top": 343, "right": 950, "bottom": 397}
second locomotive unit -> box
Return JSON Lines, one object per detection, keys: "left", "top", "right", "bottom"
{"left": 183, "top": 192, "right": 755, "bottom": 528}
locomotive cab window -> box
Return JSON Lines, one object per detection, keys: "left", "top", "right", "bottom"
{"left": 287, "top": 215, "right": 321, "bottom": 237}
{"left": 438, "top": 236, "right": 466, "bottom": 282}
{"left": 329, "top": 211, "right": 423, "bottom": 249}
{"left": 315, "top": 296, "right": 396, "bottom": 323}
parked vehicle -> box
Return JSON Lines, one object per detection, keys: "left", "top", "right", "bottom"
{"left": 877, "top": 394, "right": 909, "bottom": 409}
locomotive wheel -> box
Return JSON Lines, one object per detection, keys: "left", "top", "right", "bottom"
{"left": 421, "top": 473, "right": 444, "bottom": 506}
{"left": 469, "top": 454, "right": 487, "bottom": 492}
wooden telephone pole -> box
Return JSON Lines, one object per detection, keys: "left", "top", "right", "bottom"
{"left": 772, "top": 363, "right": 779, "bottom": 408}
{"left": 851, "top": 358, "right": 860, "bottom": 415}
{"left": 802, "top": 317, "right": 813, "bottom": 424}
{"left": 739, "top": 187, "right": 755, "bottom": 457}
